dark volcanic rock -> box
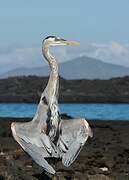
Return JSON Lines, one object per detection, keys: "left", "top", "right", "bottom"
{"left": 0, "top": 76, "right": 129, "bottom": 103}
{"left": 0, "top": 118, "right": 129, "bottom": 179}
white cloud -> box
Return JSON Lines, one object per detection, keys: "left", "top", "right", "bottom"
{"left": 0, "top": 42, "right": 129, "bottom": 74}
{"left": 0, "top": 46, "right": 43, "bottom": 74}
{"left": 79, "top": 42, "right": 129, "bottom": 67}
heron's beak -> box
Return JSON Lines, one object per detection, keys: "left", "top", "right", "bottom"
{"left": 62, "top": 40, "right": 80, "bottom": 46}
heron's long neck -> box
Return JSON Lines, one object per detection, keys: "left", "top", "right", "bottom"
{"left": 42, "top": 45, "right": 58, "bottom": 74}
{"left": 40, "top": 44, "right": 59, "bottom": 141}
{"left": 42, "top": 45, "right": 59, "bottom": 102}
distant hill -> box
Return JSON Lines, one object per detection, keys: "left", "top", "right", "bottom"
{"left": 1, "top": 56, "right": 129, "bottom": 79}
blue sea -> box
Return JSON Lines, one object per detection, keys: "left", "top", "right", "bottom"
{"left": 0, "top": 103, "right": 129, "bottom": 120}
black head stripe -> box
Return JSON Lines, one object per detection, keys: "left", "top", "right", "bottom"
{"left": 44, "top": 36, "right": 66, "bottom": 42}
{"left": 44, "top": 36, "right": 56, "bottom": 40}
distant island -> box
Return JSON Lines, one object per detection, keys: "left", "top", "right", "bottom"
{"left": 0, "top": 76, "right": 129, "bottom": 103}
{"left": 1, "top": 56, "right": 129, "bottom": 80}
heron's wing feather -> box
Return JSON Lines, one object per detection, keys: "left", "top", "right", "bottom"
{"left": 32, "top": 97, "right": 48, "bottom": 125}
{"left": 20, "top": 132, "right": 53, "bottom": 156}
{"left": 20, "top": 138, "right": 56, "bottom": 175}
{"left": 59, "top": 118, "right": 91, "bottom": 167}
{"left": 40, "top": 133, "right": 53, "bottom": 154}
{"left": 62, "top": 140, "right": 83, "bottom": 167}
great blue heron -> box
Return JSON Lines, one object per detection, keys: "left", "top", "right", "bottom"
{"left": 11, "top": 36, "right": 93, "bottom": 175}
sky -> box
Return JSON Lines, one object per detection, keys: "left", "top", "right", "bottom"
{"left": 0, "top": 0, "right": 129, "bottom": 73}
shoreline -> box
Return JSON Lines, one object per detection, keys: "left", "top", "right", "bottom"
{"left": 1, "top": 76, "right": 129, "bottom": 103}
{"left": 1, "top": 102, "right": 129, "bottom": 104}
{"left": 1, "top": 117, "right": 129, "bottom": 122}
{"left": 0, "top": 118, "right": 129, "bottom": 179}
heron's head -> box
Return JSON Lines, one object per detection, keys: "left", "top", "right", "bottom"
{"left": 43, "top": 36, "right": 80, "bottom": 47}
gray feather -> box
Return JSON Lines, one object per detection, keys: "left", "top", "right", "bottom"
{"left": 20, "top": 138, "right": 56, "bottom": 174}
{"left": 62, "top": 141, "right": 82, "bottom": 167}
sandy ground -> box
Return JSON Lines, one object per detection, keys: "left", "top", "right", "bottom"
{"left": 0, "top": 118, "right": 129, "bottom": 180}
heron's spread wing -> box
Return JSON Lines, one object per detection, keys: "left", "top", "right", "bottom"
{"left": 61, "top": 135, "right": 88, "bottom": 167}
{"left": 20, "top": 138, "right": 56, "bottom": 175}
{"left": 58, "top": 119, "right": 92, "bottom": 167}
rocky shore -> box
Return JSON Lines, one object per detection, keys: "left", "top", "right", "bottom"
{"left": 0, "top": 117, "right": 129, "bottom": 179}
{"left": 0, "top": 76, "right": 129, "bottom": 103}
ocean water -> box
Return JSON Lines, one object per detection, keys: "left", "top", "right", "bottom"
{"left": 0, "top": 103, "right": 129, "bottom": 120}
